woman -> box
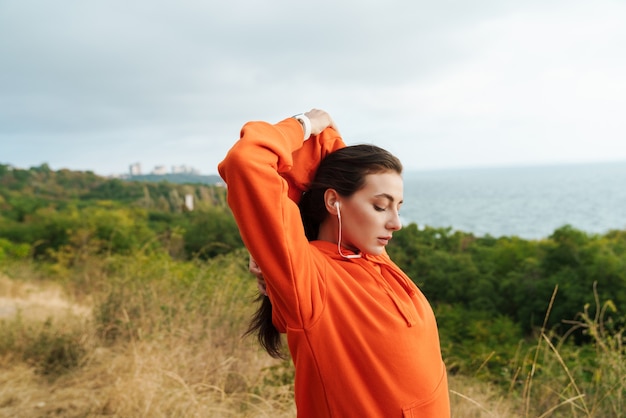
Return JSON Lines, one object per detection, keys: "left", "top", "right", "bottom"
{"left": 218, "top": 109, "right": 450, "bottom": 417}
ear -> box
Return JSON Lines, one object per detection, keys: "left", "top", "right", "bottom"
{"left": 323, "top": 189, "right": 340, "bottom": 215}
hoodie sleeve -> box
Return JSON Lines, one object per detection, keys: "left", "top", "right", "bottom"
{"left": 218, "top": 118, "right": 344, "bottom": 329}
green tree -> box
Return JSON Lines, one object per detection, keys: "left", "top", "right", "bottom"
{"left": 183, "top": 207, "right": 243, "bottom": 259}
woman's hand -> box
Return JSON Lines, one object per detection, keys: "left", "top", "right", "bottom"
{"left": 304, "top": 109, "right": 340, "bottom": 136}
{"left": 249, "top": 255, "right": 267, "bottom": 296}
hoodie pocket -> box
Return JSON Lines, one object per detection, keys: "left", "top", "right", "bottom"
{"left": 401, "top": 367, "right": 450, "bottom": 417}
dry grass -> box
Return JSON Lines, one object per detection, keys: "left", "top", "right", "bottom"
{"left": 1, "top": 258, "right": 624, "bottom": 417}
{"left": 0, "top": 274, "right": 91, "bottom": 322}
{"left": 0, "top": 257, "right": 298, "bottom": 418}
{"left": 0, "top": 263, "right": 517, "bottom": 418}
{"left": 448, "top": 375, "right": 518, "bottom": 417}
{"left": 0, "top": 340, "right": 296, "bottom": 417}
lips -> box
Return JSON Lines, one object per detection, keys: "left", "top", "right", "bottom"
{"left": 377, "top": 236, "right": 392, "bottom": 245}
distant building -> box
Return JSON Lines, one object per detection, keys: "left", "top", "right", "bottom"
{"left": 129, "top": 162, "right": 142, "bottom": 176}
{"left": 172, "top": 164, "right": 201, "bottom": 175}
{"left": 152, "top": 165, "right": 167, "bottom": 175}
{"left": 184, "top": 194, "right": 194, "bottom": 211}
{"left": 127, "top": 162, "right": 202, "bottom": 177}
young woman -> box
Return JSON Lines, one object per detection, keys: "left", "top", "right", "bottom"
{"left": 218, "top": 109, "right": 450, "bottom": 417}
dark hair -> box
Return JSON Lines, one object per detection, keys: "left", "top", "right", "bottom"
{"left": 245, "top": 144, "right": 403, "bottom": 358}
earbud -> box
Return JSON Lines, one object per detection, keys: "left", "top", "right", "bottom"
{"left": 334, "top": 201, "right": 340, "bottom": 210}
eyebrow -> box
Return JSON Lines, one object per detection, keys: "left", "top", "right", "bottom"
{"left": 375, "top": 193, "right": 404, "bottom": 204}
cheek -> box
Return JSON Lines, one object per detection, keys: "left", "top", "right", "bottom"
{"left": 347, "top": 209, "right": 379, "bottom": 235}
{"left": 348, "top": 206, "right": 372, "bottom": 223}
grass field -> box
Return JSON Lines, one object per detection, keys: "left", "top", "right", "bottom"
{"left": 0, "top": 252, "right": 623, "bottom": 417}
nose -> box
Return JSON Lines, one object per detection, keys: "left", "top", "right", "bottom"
{"left": 387, "top": 210, "right": 402, "bottom": 231}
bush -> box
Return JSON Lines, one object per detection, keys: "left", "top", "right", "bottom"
{"left": 0, "top": 316, "right": 86, "bottom": 379}
{"left": 0, "top": 238, "right": 31, "bottom": 260}
{"left": 183, "top": 207, "right": 243, "bottom": 259}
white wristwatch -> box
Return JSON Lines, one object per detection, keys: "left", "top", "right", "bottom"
{"left": 292, "top": 113, "right": 312, "bottom": 140}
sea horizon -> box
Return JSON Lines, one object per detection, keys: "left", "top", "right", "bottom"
{"left": 399, "top": 160, "right": 626, "bottom": 240}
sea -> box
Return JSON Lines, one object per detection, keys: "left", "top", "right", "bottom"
{"left": 399, "top": 161, "right": 626, "bottom": 240}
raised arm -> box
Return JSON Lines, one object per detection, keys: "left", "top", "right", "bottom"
{"left": 218, "top": 110, "right": 344, "bottom": 328}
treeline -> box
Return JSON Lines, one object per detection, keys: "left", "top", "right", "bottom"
{"left": 129, "top": 173, "right": 222, "bottom": 185}
{"left": 388, "top": 224, "right": 626, "bottom": 334}
{"left": 2, "top": 164, "right": 626, "bottom": 384}
{"left": 0, "top": 164, "right": 241, "bottom": 261}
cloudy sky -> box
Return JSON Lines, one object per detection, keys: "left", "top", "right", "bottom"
{"left": 1, "top": 0, "right": 625, "bottom": 176}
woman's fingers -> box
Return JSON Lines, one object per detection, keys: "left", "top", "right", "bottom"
{"left": 305, "top": 108, "right": 340, "bottom": 136}
{"left": 249, "top": 255, "right": 268, "bottom": 296}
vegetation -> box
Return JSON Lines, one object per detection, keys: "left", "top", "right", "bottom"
{"left": 387, "top": 224, "right": 626, "bottom": 383}
{"left": 1, "top": 164, "right": 625, "bottom": 416}
{"left": 0, "top": 163, "right": 239, "bottom": 261}
{"left": 128, "top": 172, "right": 222, "bottom": 185}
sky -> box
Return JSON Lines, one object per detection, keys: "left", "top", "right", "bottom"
{"left": 1, "top": 0, "right": 625, "bottom": 177}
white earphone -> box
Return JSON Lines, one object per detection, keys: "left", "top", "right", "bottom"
{"left": 334, "top": 200, "right": 361, "bottom": 259}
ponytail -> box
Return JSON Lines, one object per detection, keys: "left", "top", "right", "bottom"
{"left": 244, "top": 294, "right": 285, "bottom": 359}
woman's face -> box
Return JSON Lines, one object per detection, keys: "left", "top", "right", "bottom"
{"left": 338, "top": 171, "right": 403, "bottom": 256}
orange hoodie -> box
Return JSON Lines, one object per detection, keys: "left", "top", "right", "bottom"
{"left": 218, "top": 118, "right": 450, "bottom": 417}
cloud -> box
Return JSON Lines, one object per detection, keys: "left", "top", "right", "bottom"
{"left": 1, "top": 0, "right": 625, "bottom": 174}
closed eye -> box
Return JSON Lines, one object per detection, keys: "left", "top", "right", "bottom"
{"left": 374, "top": 205, "right": 386, "bottom": 212}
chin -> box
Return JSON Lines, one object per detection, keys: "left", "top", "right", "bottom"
{"left": 364, "top": 247, "right": 385, "bottom": 256}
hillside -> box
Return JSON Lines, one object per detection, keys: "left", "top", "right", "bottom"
{"left": 0, "top": 163, "right": 226, "bottom": 207}
{"left": 0, "top": 163, "right": 240, "bottom": 261}
{"left": 128, "top": 172, "right": 222, "bottom": 185}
